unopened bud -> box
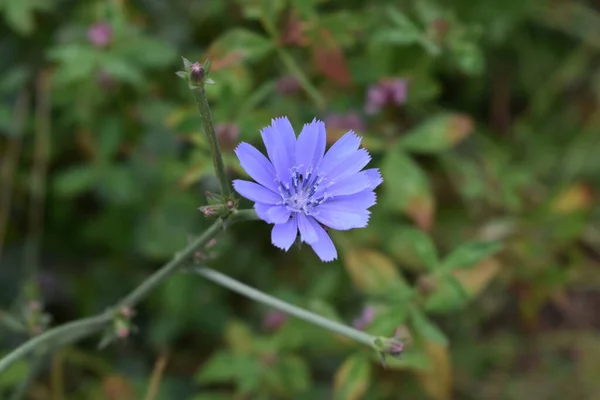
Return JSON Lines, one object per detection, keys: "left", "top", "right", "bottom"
{"left": 120, "top": 306, "right": 133, "bottom": 318}
{"left": 190, "top": 62, "right": 205, "bottom": 85}
{"left": 117, "top": 326, "right": 129, "bottom": 338}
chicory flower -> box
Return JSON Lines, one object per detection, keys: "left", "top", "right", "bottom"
{"left": 233, "top": 117, "right": 382, "bottom": 262}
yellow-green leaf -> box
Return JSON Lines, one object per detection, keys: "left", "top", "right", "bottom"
{"left": 381, "top": 150, "right": 435, "bottom": 229}
{"left": 344, "top": 249, "right": 404, "bottom": 295}
{"left": 399, "top": 113, "right": 474, "bottom": 154}
{"left": 334, "top": 354, "right": 371, "bottom": 400}
{"left": 415, "top": 340, "right": 452, "bottom": 400}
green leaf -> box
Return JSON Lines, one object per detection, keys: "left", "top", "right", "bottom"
{"left": 211, "top": 29, "right": 274, "bottom": 62}
{"left": 54, "top": 166, "right": 97, "bottom": 197}
{"left": 381, "top": 149, "right": 434, "bottom": 229}
{"left": 268, "top": 355, "right": 311, "bottom": 395}
{"left": 0, "top": 0, "right": 52, "bottom": 35}
{"left": 365, "top": 305, "right": 409, "bottom": 336}
{"left": 398, "top": 226, "right": 438, "bottom": 270}
{"left": 195, "top": 350, "right": 261, "bottom": 389}
{"left": 442, "top": 241, "right": 502, "bottom": 271}
{"left": 399, "top": 113, "right": 474, "bottom": 154}
{"left": 0, "top": 359, "right": 28, "bottom": 389}
{"left": 334, "top": 354, "right": 371, "bottom": 400}
{"left": 409, "top": 307, "right": 448, "bottom": 345}
{"left": 424, "top": 276, "right": 468, "bottom": 313}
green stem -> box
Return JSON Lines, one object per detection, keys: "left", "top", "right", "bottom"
{"left": 0, "top": 314, "right": 110, "bottom": 374}
{"left": 116, "top": 219, "right": 223, "bottom": 309}
{"left": 191, "top": 85, "right": 231, "bottom": 197}
{"left": 0, "top": 210, "right": 259, "bottom": 375}
{"left": 192, "top": 267, "right": 376, "bottom": 348}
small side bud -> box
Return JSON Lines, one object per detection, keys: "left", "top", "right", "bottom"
{"left": 374, "top": 335, "right": 405, "bottom": 368}
{"left": 190, "top": 62, "right": 205, "bottom": 85}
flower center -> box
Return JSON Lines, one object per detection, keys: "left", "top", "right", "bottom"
{"left": 278, "top": 167, "right": 330, "bottom": 214}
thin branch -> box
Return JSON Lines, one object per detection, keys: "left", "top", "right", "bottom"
{"left": 0, "top": 209, "right": 259, "bottom": 374}
{"left": 192, "top": 267, "right": 377, "bottom": 349}
{"left": 191, "top": 84, "right": 232, "bottom": 198}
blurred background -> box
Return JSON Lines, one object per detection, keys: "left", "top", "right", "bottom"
{"left": 1, "top": 0, "right": 600, "bottom": 398}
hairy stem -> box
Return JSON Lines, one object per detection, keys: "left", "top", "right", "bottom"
{"left": 191, "top": 85, "right": 231, "bottom": 197}
{"left": 192, "top": 267, "right": 377, "bottom": 348}
{"left": 0, "top": 210, "right": 258, "bottom": 374}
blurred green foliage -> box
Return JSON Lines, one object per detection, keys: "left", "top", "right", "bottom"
{"left": 1, "top": 0, "right": 600, "bottom": 399}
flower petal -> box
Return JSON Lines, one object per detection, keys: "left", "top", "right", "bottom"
{"left": 272, "top": 215, "right": 298, "bottom": 251}
{"left": 319, "top": 131, "right": 362, "bottom": 175}
{"left": 235, "top": 143, "right": 278, "bottom": 192}
{"left": 268, "top": 205, "right": 292, "bottom": 224}
{"left": 295, "top": 119, "right": 326, "bottom": 174}
{"left": 297, "top": 213, "right": 318, "bottom": 244}
{"left": 255, "top": 203, "right": 291, "bottom": 224}
{"left": 326, "top": 168, "right": 383, "bottom": 196}
{"left": 313, "top": 207, "right": 370, "bottom": 230}
{"left": 325, "top": 148, "right": 371, "bottom": 182}
{"left": 322, "top": 190, "right": 377, "bottom": 211}
{"left": 307, "top": 218, "right": 337, "bottom": 262}
{"left": 261, "top": 117, "right": 296, "bottom": 183}
{"left": 233, "top": 180, "right": 281, "bottom": 205}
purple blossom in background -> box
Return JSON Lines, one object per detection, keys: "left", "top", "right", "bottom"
{"left": 88, "top": 22, "right": 112, "bottom": 48}
{"left": 352, "top": 306, "right": 375, "bottom": 331}
{"left": 215, "top": 123, "right": 240, "bottom": 150}
{"left": 324, "top": 112, "right": 366, "bottom": 133}
{"left": 275, "top": 75, "right": 301, "bottom": 96}
{"left": 233, "top": 117, "right": 382, "bottom": 262}
{"left": 365, "top": 78, "right": 408, "bottom": 115}
{"left": 262, "top": 310, "right": 288, "bottom": 331}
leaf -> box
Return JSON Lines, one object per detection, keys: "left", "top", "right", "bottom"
{"left": 0, "top": 0, "right": 52, "bottom": 35}
{"left": 376, "top": 7, "right": 422, "bottom": 45}
{"left": 399, "top": 226, "right": 438, "bottom": 270}
{"left": 268, "top": 355, "right": 311, "bottom": 395}
{"left": 424, "top": 276, "right": 468, "bottom": 313}
{"left": 334, "top": 354, "right": 371, "bottom": 400}
{"left": 399, "top": 113, "right": 474, "bottom": 153}
{"left": 225, "top": 320, "right": 255, "bottom": 354}
{"left": 0, "top": 360, "right": 28, "bottom": 389}
{"left": 312, "top": 28, "right": 352, "bottom": 86}
{"left": 365, "top": 305, "right": 409, "bottom": 336}
{"left": 452, "top": 257, "right": 501, "bottom": 298}
{"left": 442, "top": 241, "right": 502, "bottom": 271}
{"left": 550, "top": 183, "right": 595, "bottom": 214}
{"left": 209, "top": 29, "right": 274, "bottom": 64}
{"left": 196, "top": 351, "right": 261, "bottom": 388}
{"left": 54, "top": 166, "right": 97, "bottom": 197}
{"left": 344, "top": 249, "right": 403, "bottom": 295}
{"left": 381, "top": 150, "right": 435, "bottom": 229}
{"left": 409, "top": 307, "right": 448, "bottom": 345}
{"left": 415, "top": 340, "right": 452, "bottom": 400}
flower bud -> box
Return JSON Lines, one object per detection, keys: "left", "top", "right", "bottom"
{"left": 190, "top": 62, "right": 205, "bottom": 85}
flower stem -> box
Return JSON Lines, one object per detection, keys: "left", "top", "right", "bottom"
{"left": 191, "top": 85, "right": 231, "bottom": 197}
{"left": 0, "top": 210, "right": 259, "bottom": 375}
{"left": 192, "top": 267, "right": 377, "bottom": 348}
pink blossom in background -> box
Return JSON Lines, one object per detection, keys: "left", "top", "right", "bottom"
{"left": 275, "top": 75, "right": 301, "bottom": 96}
{"left": 324, "top": 111, "right": 366, "bottom": 133}
{"left": 352, "top": 306, "right": 375, "bottom": 331}
{"left": 88, "top": 22, "right": 112, "bottom": 48}
{"left": 365, "top": 78, "right": 408, "bottom": 115}
{"left": 215, "top": 123, "right": 240, "bottom": 150}
{"left": 262, "top": 310, "right": 288, "bottom": 331}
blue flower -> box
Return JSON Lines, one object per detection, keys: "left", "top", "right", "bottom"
{"left": 233, "top": 117, "right": 382, "bottom": 262}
